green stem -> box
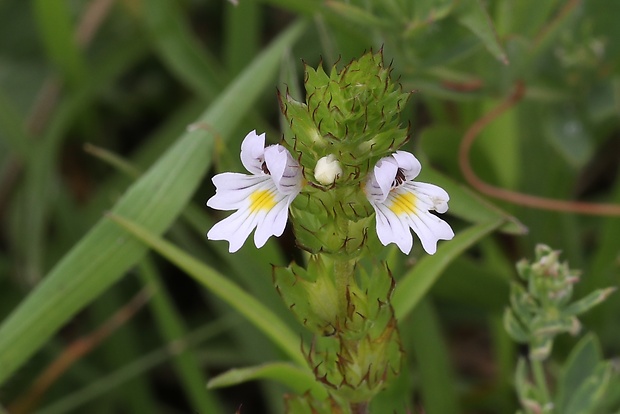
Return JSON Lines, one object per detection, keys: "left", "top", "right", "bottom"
{"left": 531, "top": 359, "right": 551, "bottom": 408}
{"left": 351, "top": 401, "right": 369, "bottom": 414}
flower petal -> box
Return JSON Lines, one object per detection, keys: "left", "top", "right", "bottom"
{"left": 408, "top": 182, "right": 450, "bottom": 213}
{"left": 370, "top": 157, "right": 399, "bottom": 203}
{"left": 240, "top": 130, "right": 266, "bottom": 174}
{"left": 386, "top": 185, "right": 454, "bottom": 254}
{"left": 372, "top": 201, "right": 414, "bottom": 254}
{"left": 392, "top": 151, "right": 421, "bottom": 180}
{"left": 207, "top": 179, "right": 289, "bottom": 252}
{"left": 207, "top": 208, "right": 258, "bottom": 253}
{"left": 254, "top": 193, "right": 293, "bottom": 248}
{"left": 406, "top": 207, "right": 454, "bottom": 254}
{"left": 264, "top": 144, "right": 302, "bottom": 195}
{"left": 364, "top": 175, "right": 384, "bottom": 203}
{"left": 206, "top": 130, "right": 305, "bottom": 253}
{"left": 206, "top": 131, "right": 304, "bottom": 252}
{"left": 365, "top": 152, "right": 454, "bottom": 255}
{"left": 207, "top": 173, "right": 271, "bottom": 210}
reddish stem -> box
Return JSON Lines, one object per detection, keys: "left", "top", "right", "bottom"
{"left": 458, "top": 81, "right": 620, "bottom": 216}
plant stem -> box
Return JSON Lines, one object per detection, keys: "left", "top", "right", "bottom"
{"left": 531, "top": 359, "right": 551, "bottom": 407}
{"left": 351, "top": 401, "right": 369, "bottom": 414}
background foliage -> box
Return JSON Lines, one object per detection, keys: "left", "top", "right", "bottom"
{"left": 0, "top": 0, "right": 618, "bottom": 413}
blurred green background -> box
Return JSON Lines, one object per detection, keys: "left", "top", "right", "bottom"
{"left": 0, "top": 0, "right": 619, "bottom": 413}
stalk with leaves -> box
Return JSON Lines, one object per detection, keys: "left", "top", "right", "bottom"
{"left": 504, "top": 244, "right": 615, "bottom": 414}
{"left": 206, "top": 51, "right": 454, "bottom": 412}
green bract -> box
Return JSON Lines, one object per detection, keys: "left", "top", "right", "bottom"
{"left": 275, "top": 257, "right": 401, "bottom": 399}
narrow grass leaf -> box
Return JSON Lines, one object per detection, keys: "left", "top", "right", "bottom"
{"left": 107, "top": 212, "right": 305, "bottom": 366}
{"left": 457, "top": 0, "right": 509, "bottom": 64}
{"left": 33, "top": 0, "right": 88, "bottom": 86}
{"left": 406, "top": 0, "right": 455, "bottom": 35}
{"left": 409, "top": 299, "right": 460, "bottom": 414}
{"left": 37, "top": 320, "right": 233, "bottom": 414}
{"left": 208, "top": 362, "right": 327, "bottom": 400}
{"left": 87, "top": 290, "right": 158, "bottom": 413}
{"left": 0, "top": 89, "right": 31, "bottom": 158}
{"left": 142, "top": 0, "right": 225, "bottom": 100}
{"left": 325, "top": 2, "right": 391, "bottom": 29}
{"left": 393, "top": 219, "right": 504, "bottom": 320}
{"left": 83, "top": 143, "right": 142, "bottom": 179}
{"left": 0, "top": 21, "right": 306, "bottom": 386}
{"left": 225, "top": 0, "right": 262, "bottom": 76}
{"left": 138, "top": 259, "right": 222, "bottom": 413}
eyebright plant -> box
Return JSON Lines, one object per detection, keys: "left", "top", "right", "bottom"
{"left": 206, "top": 51, "right": 454, "bottom": 412}
{"left": 504, "top": 244, "right": 615, "bottom": 414}
{"left": 504, "top": 244, "right": 615, "bottom": 360}
{"left": 207, "top": 57, "right": 453, "bottom": 256}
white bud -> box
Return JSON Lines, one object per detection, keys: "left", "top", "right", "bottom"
{"left": 314, "top": 154, "right": 342, "bottom": 185}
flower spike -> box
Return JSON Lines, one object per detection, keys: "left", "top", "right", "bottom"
{"left": 207, "top": 130, "right": 302, "bottom": 252}
{"left": 365, "top": 151, "right": 454, "bottom": 254}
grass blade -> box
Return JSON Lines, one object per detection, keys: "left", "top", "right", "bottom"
{"left": 107, "top": 212, "right": 305, "bottom": 366}
{"left": 0, "top": 20, "right": 307, "bottom": 386}
{"left": 33, "top": 0, "right": 88, "bottom": 86}
{"left": 138, "top": 258, "right": 222, "bottom": 413}
{"left": 207, "top": 362, "right": 327, "bottom": 400}
{"left": 37, "top": 320, "right": 233, "bottom": 414}
{"left": 142, "top": 0, "right": 225, "bottom": 100}
{"left": 393, "top": 219, "right": 504, "bottom": 320}
{"left": 410, "top": 299, "right": 460, "bottom": 414}
{"left": 457, "top": 0, "right": 509, "bottom": 64}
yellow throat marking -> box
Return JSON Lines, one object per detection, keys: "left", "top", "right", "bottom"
{"left": 389, "top": 192, "right": 416, "bottom": 215}
{"left": 249, "top": 189, "right": 277, "bottom": 212}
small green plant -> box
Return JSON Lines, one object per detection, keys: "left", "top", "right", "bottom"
{"left": 505, "top": 245, "right": 616, "bottom": 414}
{"left": 206, "top": 51, "right": 453, "bottom": 412}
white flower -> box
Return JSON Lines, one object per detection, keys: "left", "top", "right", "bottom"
{"left": 365, "top": 151, "right": 454, "bottom": 255}
{"left": 314, "top": 154, "right": 343, "bottom": 185}
{"left": 207, "top": 130, "right": 302, "bottom": 252}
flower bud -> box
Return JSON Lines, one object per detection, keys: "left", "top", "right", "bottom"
{"left": 314, "top": 154, "right": 342, "bottom": 185}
